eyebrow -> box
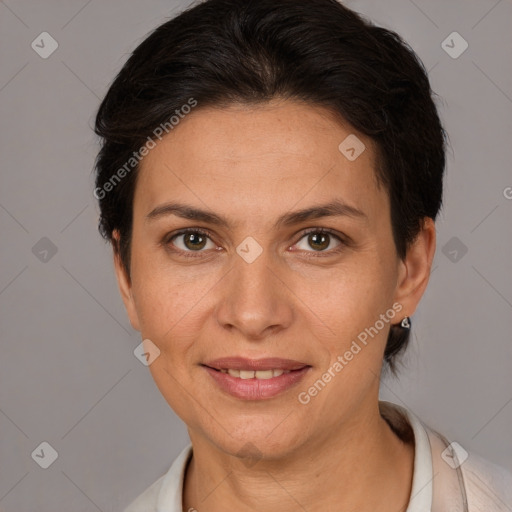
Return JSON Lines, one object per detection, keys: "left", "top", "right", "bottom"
{"left": 145, "top": 199, "right": 367, "bottom": 229}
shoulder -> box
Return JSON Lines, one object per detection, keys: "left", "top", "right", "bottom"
{"left": 461, "top": 450, "right": 512, "bottom": 511}
{"left": 123, "top": 444, "right": 193, "bottom": 512}
{"left": 380, "top": 401, "right": 512, "bottom": 511}
{"left": 123, "top": 474, "right": 165, "bottom": 512}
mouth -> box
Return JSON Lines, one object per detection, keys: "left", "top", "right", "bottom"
{"left": 209, "top": 368, "right": 293, "bottom": 379}
{"left": 203, "top": 356, "right": 309, "bottom": 372}
{"left": 201, "top": 357, "right": 311, "bottom": 400}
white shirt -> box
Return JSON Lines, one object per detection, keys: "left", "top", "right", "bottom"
{"left": 124, "top": 401, "right": 512, "bottom": 511}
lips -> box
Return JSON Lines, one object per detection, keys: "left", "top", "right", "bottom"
{"left": 203, "top": 357, "right": 309, "bottom": 372}
{"left": 201, "top": 357, "right": 311, "bottom": 399}
{"left": 220, "top": 368, "right": 289, "bottom": 379}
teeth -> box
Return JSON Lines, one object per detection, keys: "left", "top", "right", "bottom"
{"left": 223, "top": 368, "right": 291, "bottom": 379}
{"left": 255, "top": 370, "right": 273, "bottom": 379}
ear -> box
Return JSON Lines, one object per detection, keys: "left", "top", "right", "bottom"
{"left": 393, "top": 217, "right": 436, "bottom": 317}
{"left": 112, "top": 230, "right": 141, "bottom": 332}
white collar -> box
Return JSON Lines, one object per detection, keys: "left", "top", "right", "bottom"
{"left": 153, "top": 401, "right": 434, "bottom": 511}
{"left": 156, "top": 443, "right": 192, "bottom": 511}
{"left": 390, "top": 402, "right": 433, "bottom": 512}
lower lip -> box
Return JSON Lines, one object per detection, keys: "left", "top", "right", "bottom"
{"left": 202, "top": 365, "right": 311, "bottom": 400}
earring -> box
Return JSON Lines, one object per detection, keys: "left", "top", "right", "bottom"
{"left": 400, "top": 316, "right": 411, "bottom": 329}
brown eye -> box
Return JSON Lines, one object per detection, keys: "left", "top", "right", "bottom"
{"left": 168, "top": 230, "right": 215, "bottom": 252}
{"left": 183, "top": 232, "right": 207, "bottom": 250}
{"left": 308, "top": 232, "right": 330, "bottom": 251}
{"left": 294, "top": 229, "right": 343, "bottom": 253}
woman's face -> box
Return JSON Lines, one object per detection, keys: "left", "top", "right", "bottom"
{"left": 115, "top": 99, "right": 432, "bottom": 459}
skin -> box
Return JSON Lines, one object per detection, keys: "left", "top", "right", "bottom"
{"left": 113, "top": 98, "right": 436, "bottom": 512}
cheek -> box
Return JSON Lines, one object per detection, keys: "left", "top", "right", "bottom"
{"left": 129, "top": 247, "right": 221, "bottom": 354}
{"left": 133, "top": 277, "right": 200, "bottom": 342}
{"left": 307, "top": 260, "right": 393, "bottom": 337}
{"left": 303, "top": 259, "right": 397, "bottom": 395}
{"left": 301, "top": 265, "right": 393, "bottom": 407}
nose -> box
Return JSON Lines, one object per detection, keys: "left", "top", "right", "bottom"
{"left": 214, "top": 244, "right": 294, "bottom": 341}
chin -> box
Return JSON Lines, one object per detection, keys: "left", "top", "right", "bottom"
{"left": 203, "top": 417, "right": 307, "bottom": 462}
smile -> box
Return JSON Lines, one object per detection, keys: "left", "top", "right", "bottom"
{"left": 218, "top": 368, "right": 291, "bottom": 379}
{"left": 201, "top": 362, "right": 311, "bottom": 400}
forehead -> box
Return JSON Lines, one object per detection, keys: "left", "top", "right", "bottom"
{"left": 134, "top": 99, "right": 387, "bottom": 225}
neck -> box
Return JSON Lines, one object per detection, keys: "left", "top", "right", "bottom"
{"left": 183, "top": 401, "right": 414, "bottom": 512}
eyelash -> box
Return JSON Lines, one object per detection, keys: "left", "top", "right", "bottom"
{"left": 163, "top": 227, "right": 348, "bottom": 259}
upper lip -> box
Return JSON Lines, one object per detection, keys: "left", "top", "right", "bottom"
{"left": 203, "top": 357, "right": 310, "bottom": 371}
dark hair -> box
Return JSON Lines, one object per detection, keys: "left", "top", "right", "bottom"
{"left": 94, "top": 0, "right": 446, "bottom": 373}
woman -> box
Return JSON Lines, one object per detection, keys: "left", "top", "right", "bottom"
{"left": 93, "top": 0, "right": 512, "bottom": 510}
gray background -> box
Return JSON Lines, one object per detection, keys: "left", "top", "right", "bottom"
{"left": 0, "top": 0, "right": 511, "bottom": 510}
